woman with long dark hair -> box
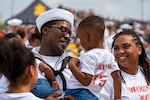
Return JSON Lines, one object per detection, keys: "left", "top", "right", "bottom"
{"left": 100, "top": 29, "right": 150, "bottom": 100}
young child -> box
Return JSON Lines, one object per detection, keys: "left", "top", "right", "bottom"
{"left": 27, "top": 33, "right": 41, "bottom": 50}
{"left": 65, "top": 15, "right": 121, "bottom": 100}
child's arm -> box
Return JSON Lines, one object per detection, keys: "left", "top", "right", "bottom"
{"left": 111, "top": 70, "right": 121, "bottom": 100}
{"left": 39, "top": 62, "right": 59, "bottom": 90}
{"left": 68, "top": 58, "right": 93, "bottom": 86}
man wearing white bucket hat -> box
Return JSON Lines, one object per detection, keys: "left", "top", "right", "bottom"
{"left": 7, "top": 18, "right": 23, "bottom": 34}
{"left": 30, "top": 8, "right": 75, "bottom": 99}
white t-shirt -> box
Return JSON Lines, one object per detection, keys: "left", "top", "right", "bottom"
{"left": 0, "top": 92, "right": 44, "bottom": 100}
{"left": 67, "top": 48, "right": 119, "bottom": 98}
{"left": 99, "top": 66, "right": 150, "bottom": 100}
{"left": 32, "top": 47, "right": 72, "bottom": 96}
{"left": 0, "top": 74, "right": 9, "bottom": 93}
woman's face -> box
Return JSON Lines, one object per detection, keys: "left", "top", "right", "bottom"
{"left": 113, "top": 35, "right": 142, "bottom": 72}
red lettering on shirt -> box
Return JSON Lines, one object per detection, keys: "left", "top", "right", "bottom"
{"left": 99, "top": 75, "right": 107, "bottom": 87}
{"left": 96, "top": 64, "right": 112, "bottom": 70}
{"left": 92, "top": 75, "right": 98, "bottom": 84}
{"left": 139, "top": 94, "right": 150, "bottom": 100}
{"left": 128, "top": 85, "right": 150, "bottom": 93}
{"left": 97, "top": 64, "right": 105, "bottom": 70}
{"left": 92, "top": 75, "right": 107, "bottom": 87}
{"left": 107, "top": 64, "right": 112, "bottom": 69}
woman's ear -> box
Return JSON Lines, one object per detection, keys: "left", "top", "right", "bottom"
{"left": 41, "top": 26, "right": 49, "bottom": 35}
{"left": 138, "top": 45, "right": 142, "bottom": 55}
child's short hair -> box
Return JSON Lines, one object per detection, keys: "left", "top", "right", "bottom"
{"left": 78, "top": 15, "right": 105, "bottom": 33}
{"left": 29, "top": 33, "right": 41, "bottom": 42}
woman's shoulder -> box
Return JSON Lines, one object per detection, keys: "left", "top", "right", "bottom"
{"left": 0, "top": 92, "right": 43, "bottom": 100}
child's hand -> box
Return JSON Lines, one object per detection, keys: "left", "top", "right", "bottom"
{"left": 69, "top": 58, "right": 80, "bottom": 68}
{"left": 64, "top": 95, "right": 77, "bottom": 100}
{"left": 52, "top": 81, "right": 59, "bottom": 90}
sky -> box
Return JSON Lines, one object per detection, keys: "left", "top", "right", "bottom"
{"left": 0, "top": 0, "right": 150, "bottom": 24}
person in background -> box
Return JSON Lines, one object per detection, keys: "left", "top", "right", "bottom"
{"left": 29, "top": 33, "right": 41, "bottom": 48}
{"left": 24, "top": 25, "right": 37, "bottom": 47}
{"left": 0, "top": 32, "right": 4, "bottom": 38}
{"left": 145, "top": 30, "right": 150, "bottom": 59}
{"left": 16, "top": 28, "right": 27, "bottom": 43}
{"left": 104, "top": 21, "right": 117, "bottom": 52}
{"left": 99, "top": 29, "right": 150, "bottom": 100}
{"left": 0, "top": 38, "right": 63, "bottom": 100}
{"left": 65, "top": 15, "right": 121, "bottom": 100}
{"left": 6, "top": 18, "right": 23, "bottom": 34}
{"left": 30, "top": 8, "right": 75, "bottom": 99}
{"left": 27, "top": 26, "right": 36, "bottom": 39}
{"left": 26, "top": 33, "right": 41, "bottom": 50}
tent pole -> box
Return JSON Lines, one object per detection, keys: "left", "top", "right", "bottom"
{"left": 11, "top": 0, "right": 14, "bottom": 17}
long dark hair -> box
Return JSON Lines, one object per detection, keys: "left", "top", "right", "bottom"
{"left": 0, "top": 38, "right": 35, "bottom": 85}
{"left": 111, "top": 29, "right": 150, "bottom": 84}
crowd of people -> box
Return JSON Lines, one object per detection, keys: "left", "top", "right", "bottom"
{"left": 0, "top": 7, "right": 150, "bottom": 100}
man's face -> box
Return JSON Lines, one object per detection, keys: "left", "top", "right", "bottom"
{"left": 10, "top": 25, "right": 20, "bottom": 33}
{"left": 42, "top": 21, "right": 72, "bottom": 56}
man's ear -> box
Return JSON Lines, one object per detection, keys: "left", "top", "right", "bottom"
{"left": 41, "top": 26, "right": 49, "bottom": 35}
